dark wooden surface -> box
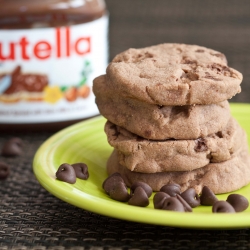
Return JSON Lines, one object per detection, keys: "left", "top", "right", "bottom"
{"left": 1, "top": 1, "right": 250, "bottom": 249}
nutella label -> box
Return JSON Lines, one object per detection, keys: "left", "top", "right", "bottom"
{"left": 0, "top": 15, "right": 108, "bottom": 123}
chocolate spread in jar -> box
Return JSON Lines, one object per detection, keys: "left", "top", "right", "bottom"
{"left": 0, "top": 0, "right": 108, "bottom": 132}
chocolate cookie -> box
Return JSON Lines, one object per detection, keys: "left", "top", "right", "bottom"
{"left": 103, "top": 43, "right": 242, "bottom": 105}
{"left": 105, "top": 117, "right": 245, "bottom": 173}
{"left": 106, "top": 144, "right": 250, "bottom": 194}
{"left": 94, "top": 75, "right": 231, "bottom": 140}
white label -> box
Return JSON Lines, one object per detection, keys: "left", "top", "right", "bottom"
{"left": 0, "top": 15, "right": 108, "bottom": 123}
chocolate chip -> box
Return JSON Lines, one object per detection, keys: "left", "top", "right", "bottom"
{"left": 194, "top": 138, "right": 208, "bottom": 152}
{"left": 109, "top": 181, "right": 130, "bottom": 202}
{"left": 181, "top": 57, "right": 198, "bottom": 66}
{"left": 214, "top": 53, "right": 227, "bottom": 63}
{"left": 153, "top": 192, "right": 170, "bottom": 209}
{"left": 162, "top": 197, "right": 185, "bottom": 212}
{"left": 72, "top": 163, "right": 89, "bottom": 180}
{"left": 144, "top": 130, "right": 152, "bottom": 138}
{"left": 215, "top": 131, "right": 223, "bottom": 138}
{"left": 160, "top": 183, "right": 181, "bottom": 197}
{"left": 56, "top": 163, "right": 76, "bottom": 184}
{"left": 226, "top": 194, "right": 249, "bottom": 212}
{"left": 1, "top": 137, "right": 23, "bottom": 157}
{"left": 128, "top": 186, "right": 149, "bottom": 207}
{"left": 211, "top": 52, "right": 225, "bottom": 59}
{"left": 130, "top": 181, "right": 152, "bottom": 198}
{"left": 109, "top": 125, "right": 120, "bottom": 137}
{"left": 204, "top": 75, "right": 222, "bottom": 81}
{"left": 135, "top": 51, "right": 154, "bottom": 62}
{"left": 180, "top": 188, "right": 200, "bottom": 208}
{"left": 211, "top": 63, "right": 222, "bottom": 72}
{"left": 210, "top": 63, "right": 233, "bottom": 77}
{"left": 200, "top": 186, "right": 218, "bottom": 206}
{"left": 186, "top": 72, "right": 199, "bottom": 81}
{"left": 0, "top": 162, "right": 10, "bottom": 180}
{"left": 171, "top": 106, "right": 190, "bottom": 118}
{"left": 102, "top": 173, "right": 130, "bottom": 202}
{"left": 212, "top": 200, "right": 235, "bottom": 213}
{"left": 176, "top": 194, "right": 192, "bottom": 212}
{"left": 102, "top": 173, "right": 124, "bottom": 193}
{"left": 181, "top": 71, "right": 199, "bottom": 82}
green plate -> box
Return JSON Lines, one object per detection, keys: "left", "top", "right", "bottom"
{"left": 33, "top": 103, "right": 250, "bottom": 229}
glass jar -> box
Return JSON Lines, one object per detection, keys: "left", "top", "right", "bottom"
{"left": 0, "top": 0, "right": 108, "bottom": 131}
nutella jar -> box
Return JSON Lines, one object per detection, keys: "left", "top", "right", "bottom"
{"left": 0, "top": 0, "right": 108, "bottom": 131}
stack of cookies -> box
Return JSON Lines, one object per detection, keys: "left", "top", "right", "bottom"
{"left": 93, "top": 43, "right": 250, "bottom": 194}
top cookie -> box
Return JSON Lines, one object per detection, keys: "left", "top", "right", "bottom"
{"left": 106, "top": 43, "right": 242, "bottom": 105}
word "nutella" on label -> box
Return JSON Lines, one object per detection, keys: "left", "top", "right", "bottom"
{"left": 0, "top": 28, "right": 91, "bottom": 61}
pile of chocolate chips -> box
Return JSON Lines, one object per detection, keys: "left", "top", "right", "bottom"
{"left": 56, "top": 162, "right": 89, "bottom": 184}
{"left": 102, "top": 173, "right": 249, "bottom": 213}
{"left": 0, "top": 137, "right": 23, "bottom": 180}
{"left": 103, "top": 173, "right": 152, "bottom": 206}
